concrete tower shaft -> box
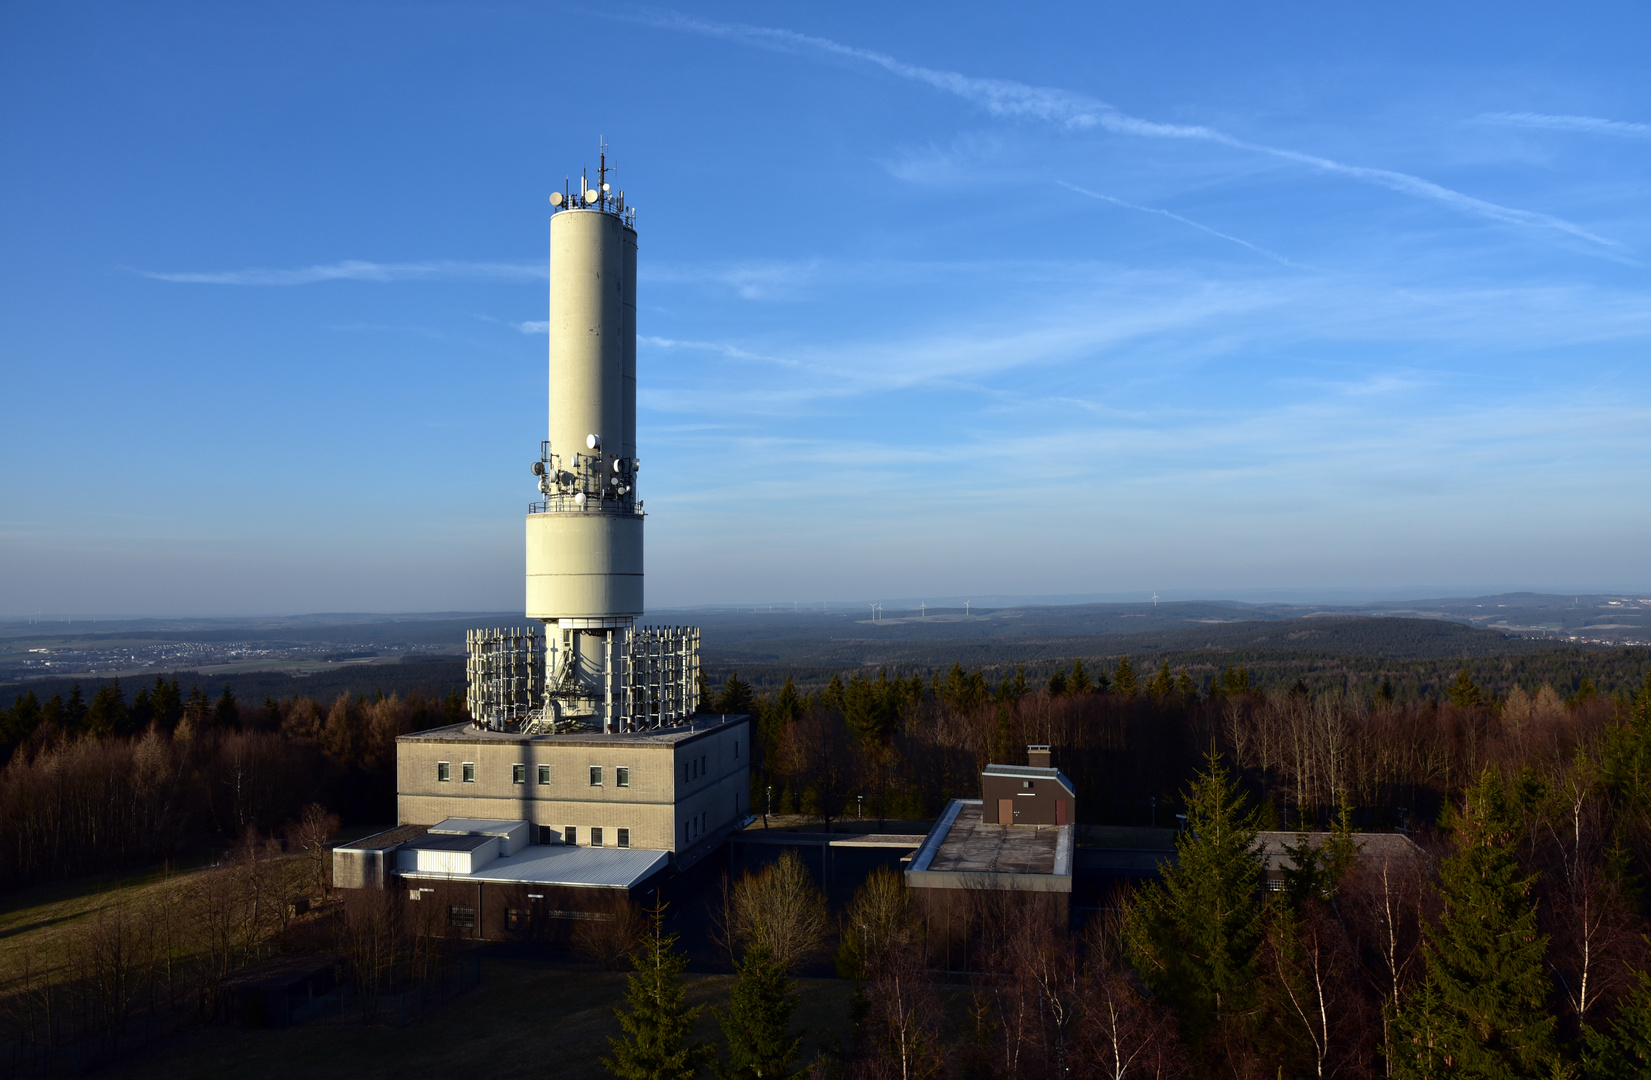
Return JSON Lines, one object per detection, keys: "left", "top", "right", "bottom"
{"left": 525, "top": 202, "right": 643, "bottom": 622}
{"left": 547, "top": 208, "right": 637, "bottom": 465}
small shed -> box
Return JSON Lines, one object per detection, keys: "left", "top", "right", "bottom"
{"left": 981, "top": 746, "right": 1077, "bottom": 826}
{"left": 219, "top": 954, "right": 337, "bottom": 1028}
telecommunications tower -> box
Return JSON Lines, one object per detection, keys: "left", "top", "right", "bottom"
{"left": 467, "top": 145, "right": 699, "bottom": 734}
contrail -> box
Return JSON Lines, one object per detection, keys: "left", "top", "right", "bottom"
{"left": 1057, "top": 181, "right": 1312, "bottom": 269}
{"left": 642, "top": 12, "right": 1619, "bottom": 250}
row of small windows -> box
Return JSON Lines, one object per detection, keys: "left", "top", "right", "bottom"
{"left": 436, "top": 762, "right": 630, "bottom": 787}
{"left": 437, "top": 741, "right": 737, "bottom": 787}
{"left": 534, "top": 823, "right": 629, "bottom": 848}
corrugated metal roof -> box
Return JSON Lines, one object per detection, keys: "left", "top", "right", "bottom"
{"left": 399, "top": 844, "right": 669, "bottom": 889}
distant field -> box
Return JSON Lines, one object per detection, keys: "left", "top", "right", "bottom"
{"left": 6, "top": 596, "right": 1648, "bottom": 707}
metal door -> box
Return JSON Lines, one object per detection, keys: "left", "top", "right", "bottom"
{"left": 999, "top": 798, "right": 1015, "bottom": 825}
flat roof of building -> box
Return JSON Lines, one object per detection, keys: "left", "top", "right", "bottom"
{"left": 430, "top": 818, "right": 526, "bottom": 837}
{"left": 397, "top": 714, "right": 748, "bottom": 748}
{"left": 905, "top": 800, "right": 1073, "bottom": 893}
{"left": 399, "top": 843, "right": 669, "bottom": 890}
{"left": 403, "top": 833, "right": 495, "bottom": 853}
{"left": 336, "top": 824, "right": 429, "bottom": 853}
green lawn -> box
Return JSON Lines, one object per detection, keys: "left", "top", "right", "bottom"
{"left": 102, "top": 958, "right": 859, "bottom": 1080}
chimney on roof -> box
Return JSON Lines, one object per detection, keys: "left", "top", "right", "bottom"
{"left": 1027, "top": 745, "right": 1051, "bottom": 768}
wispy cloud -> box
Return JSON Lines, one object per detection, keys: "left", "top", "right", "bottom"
{"left": 1480, "top": 112, "right": 1651, "bottom": 139}
{"left": 1057, "top": 181, "right": 1313, "bottom": 269}
{"left": 642, "top": 12, "right": 1620, "bottom": 250}
{"left": 139, "top": 259, "right": 545, "bottom": 285}
{"left": 644, "top": 260, "right": 823, "bottom": 300}
{"left": 513, "top": 320, "right": 550, "bottom": 334}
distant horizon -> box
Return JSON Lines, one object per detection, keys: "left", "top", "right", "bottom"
{"left": 4, "top": 586, "right": 1649, "bottom": 624}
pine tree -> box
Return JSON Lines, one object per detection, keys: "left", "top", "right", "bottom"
{"left": 1113, "top": 656, "right": 1138, "bottom": 697}
{"left": 1127, "top": 749, "right": 1265, "bottom": 1056}
{"left": 213, "top": 686, "right": 240, "bottom": 728}
{"left": 715, "top": 945, "right": 803, "bottom": 1080}
{"left": 605, "top": 901, "right": 712, "bottom": 1080}
{"left": 1070, "top": 659, "right": 1092, "bottom": 694}
{"left": 1394, "top": 769, "right": 1558, "bottom": 1079}
{"left": 718, "top": 673, "right": 755, "bottom": 716}
{"left": 1047, "top": 668, "right": 1068, "bottom": 696}
{"left": 1446, "top": 669, "right": 1484, "bottom": 708}
{"left": 1147, "top": 659, "right": 1174, "bottom": 701}
{"left": 1173, "top": 668, "right": 1197, "bottom": 700}
{"left": 1583, "top": 969, "right": 1651, "bottom": 1079}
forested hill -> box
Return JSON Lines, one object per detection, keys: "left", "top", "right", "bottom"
{"left": 0, "top": 657, "right": 466, "bottom": 714}
{"left": 701, "top": 614, "right": 1547, "bottom": 666}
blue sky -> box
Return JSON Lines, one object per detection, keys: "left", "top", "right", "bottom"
{"left": 3, "top": 2, "right": 1649, "bottom": 615}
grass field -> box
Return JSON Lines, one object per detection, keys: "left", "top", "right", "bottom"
{"left": 99, "top": 956, "right": 859, "bottom": 1080}
{"left": 0, "top": 859, "right": 223, "bottom": 984}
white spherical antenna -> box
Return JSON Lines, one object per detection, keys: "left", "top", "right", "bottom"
{"left": 549, "top": 191, "right": 564, "bottom": 207}
{"left": 612, "top": 459, "right": 623, "bottom": 473}
{"left": 583, "top": 188, "right": 600, "bottom": 205}
{"left": 586, "top": 434, "right": 600, "bottom": 450}
{"left": 574, "top": 491, "right": 586, "bottom": 506}
{"left": 601, "top": 183, "right": 610, "bottom": 193}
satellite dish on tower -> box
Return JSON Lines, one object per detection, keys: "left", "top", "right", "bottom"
{"left": 584, "top": 189, "right": 600, "bottom": 205}
{"left": 549, "top": 191, "right": 564, "bottom": 207}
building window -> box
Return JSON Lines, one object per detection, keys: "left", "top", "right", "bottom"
{"left": 683, "top": 762, "right": 689, "bottom": 782}
{"left": 506, "top": 908, "right": 530, "bottom": 931}
{"left": 462, "top": 762, "right": 475, "bottom": 783}
{"left": 617, "top": 828, "right": 630, "bottom": 848}
{"left": 734, "top": 739, "right": 739, "bottom": 758}
{"left": 513, "top": 764, "right": 525, "bottom": 785}
{"left": 437, "top": 761, "right": 450, "bottom": 782}
{"left": 683, "top": 822, "right": 689, "bottom": 845}
{"left": 566, "top": 826, "right": 577, "bottom": 845}
{"left": 616, "top": 767, "right": 630, "bottom": 788}
{"left": 592, "top": 827, "right": 604, "bottom": 847}
{"left": 537, "top": 825, "right": 552, "bottom": 844}
{"left": 538, "top": 765, "right": 551, "bottom": 786}
{"left": 589, "top": 766, "right": 603, "bottom": 787}
{"left": 1022, "top": 780, "right": 1034, "bottom": 789}
{"left": 449, "top": 905, "right": 475, "bottom": 929}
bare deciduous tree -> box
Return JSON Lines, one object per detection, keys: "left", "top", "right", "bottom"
{"left": 727, "top": 849, "right": 831, "bottom": 973}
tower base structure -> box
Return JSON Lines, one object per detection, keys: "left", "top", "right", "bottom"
{"left": 466, "top": 623, "right": 700, "bottom": 734}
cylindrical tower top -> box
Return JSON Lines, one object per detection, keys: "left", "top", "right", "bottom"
{"left": 526, "top": 159, "right": 643, "bottom": 624}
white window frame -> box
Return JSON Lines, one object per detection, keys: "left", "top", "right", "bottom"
{"left": 537, "top": 764, "right": 551, "bottom": 786}
{"left": 512, "top": 763, "right": 525, "bottom": 785}
{"left": 616, "top": 766, "right": 630, "bottom": 788}
{"left": 589, "top": 765, "right": 603, "bottom": 787}
{"left": 462, "top": 762, "right": 476, "bottom": 783}
{"left": 436, "top": 761, "right": 450, "bottom": 782}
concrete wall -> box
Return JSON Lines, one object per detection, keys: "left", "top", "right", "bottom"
{"left": 395, "top": 719, "right": 750, "bottom": 854}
